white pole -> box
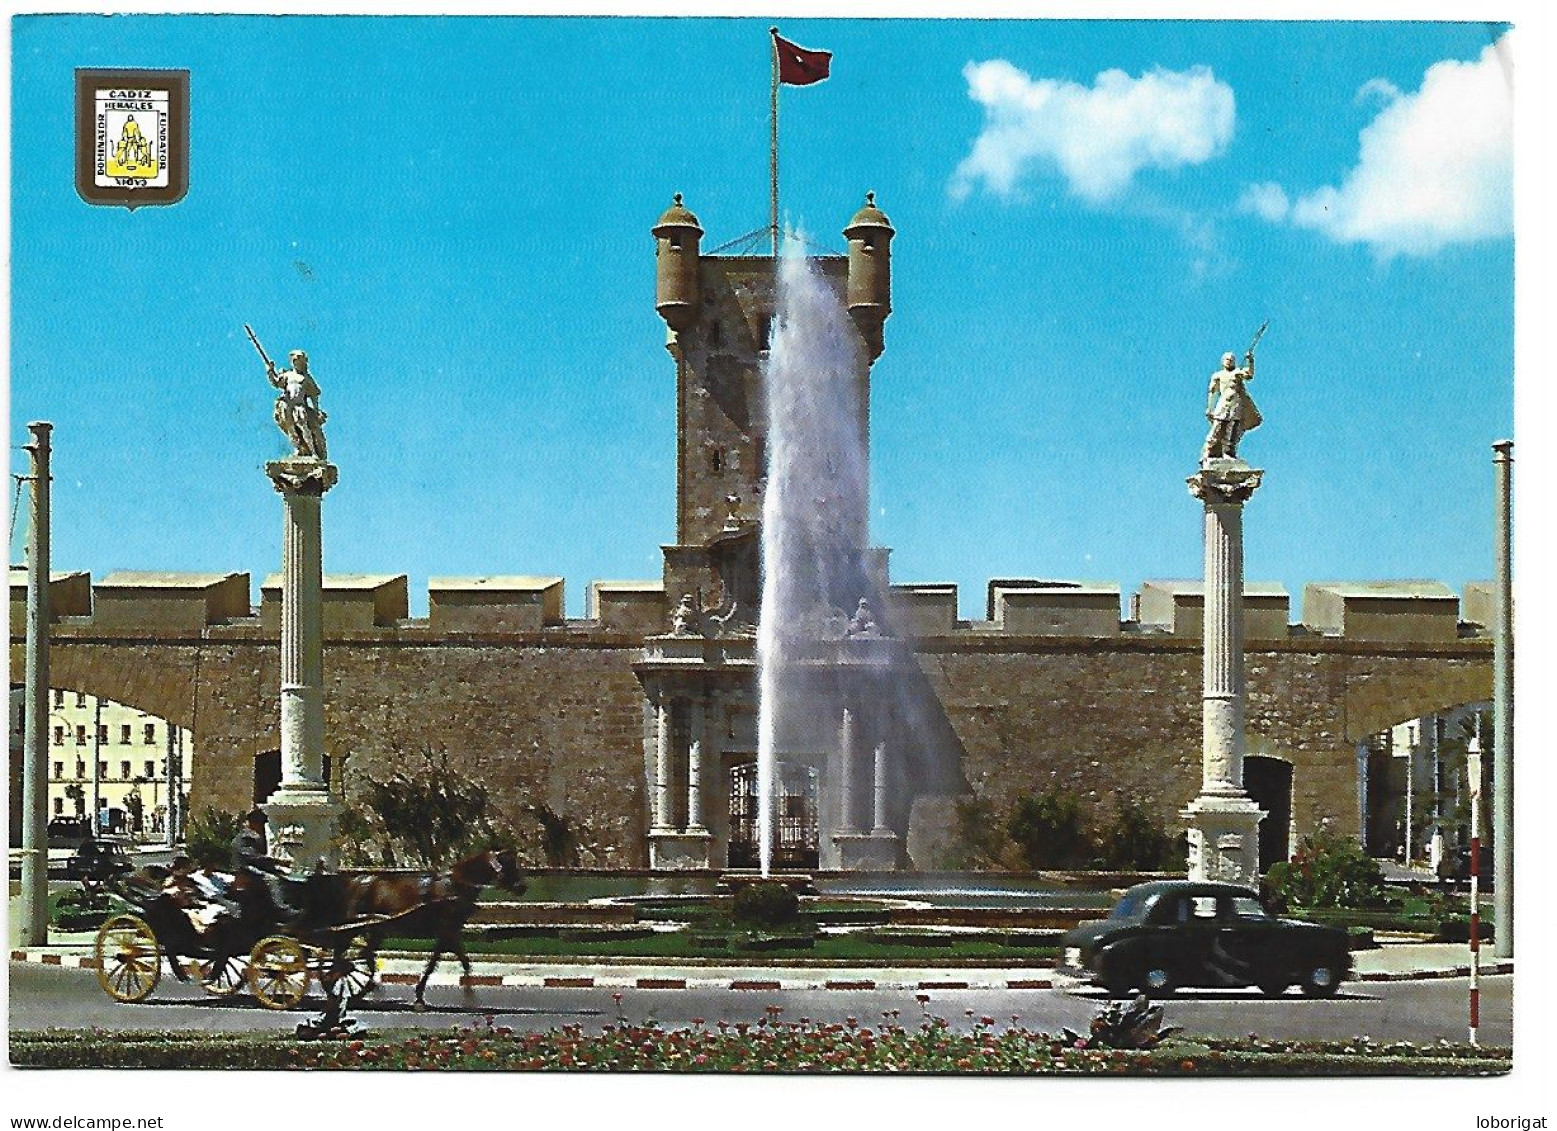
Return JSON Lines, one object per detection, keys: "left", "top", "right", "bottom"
{"left": 1467, "top": 720, "right": 1482, "bottom": 1047}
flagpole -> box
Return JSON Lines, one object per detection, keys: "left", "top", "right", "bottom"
{"left": 770, "top": 26, "right": 780, "bottom": 258}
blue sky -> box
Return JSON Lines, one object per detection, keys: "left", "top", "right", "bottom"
{"left": 8, "top": 16, "right": 1514, "bottom": 619}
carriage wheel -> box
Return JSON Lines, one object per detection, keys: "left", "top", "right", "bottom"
{"left": 321, "top": 935, "right": 378, "bottom": 1004}
{"left": 199, "top": 953, "right": 248, "bottom": 997}
{"left": 247, "top": 936, "right": 310, "bottom": 1010}
{"left": 94, "top": 914, "right": 163, "bottom": 1003}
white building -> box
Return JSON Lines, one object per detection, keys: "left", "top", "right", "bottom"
{"left": 8, "top": 688, "right": 191, "bottom": 837}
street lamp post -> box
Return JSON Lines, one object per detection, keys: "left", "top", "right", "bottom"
{"left": 17, "top": 422, "right": 52, "bottom": 947}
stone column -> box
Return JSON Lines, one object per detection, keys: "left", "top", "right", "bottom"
{"left": 687, "top": 698, "right": 707, "bottom": 834}
{"left": 1181, "top": 460, "right": 1265, "bottom": 884}
{"left": 838, "top": 703, "right": 860, "bottom": 834}
{"left": 871, "top": 739, "right": 890, "bottom": 834}
{"left": 263, "top": 457, "right": 341, "bottom": 870}
{"left": 652, "top": 695, "right": 674, "bottom": 833}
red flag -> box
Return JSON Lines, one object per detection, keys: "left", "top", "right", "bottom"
{"left": 774, "top": 33, "right": 831, "bottom": 86}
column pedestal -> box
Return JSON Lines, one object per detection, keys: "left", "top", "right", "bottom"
{"left": 649, "top": 831, "right": 714, "bottom": 870}
{"left": 265, "top": 457, "right": 341, "bottom": 870}
{"left": 831, "top": 832, "right": 899, "bottom": 871}
{"left": 1180, "top": 795, "right": 1264, "bottom": 883}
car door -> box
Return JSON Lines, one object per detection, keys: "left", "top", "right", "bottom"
{"left": 1175, "top": 893, "right": 1224, "bottom": 986}
{"left": 1210, "top": 895, "right": 1272, "bottom": 987}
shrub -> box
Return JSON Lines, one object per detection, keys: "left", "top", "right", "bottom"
{"left": 52, "top": 886, "right": 115, "bottom": 931}
{"left": 731, "top": 882, "right": 801, "bottom": 929}
{"left": 946, "top": 796, "right": 1006, "bottom": 870}
{"left": 1264, "top": 831, "right": 1388, "bottom": 910}
{"left": 184, "top": 807, "right": 245, "bottom": 871}
{"left": 1007, "top": 790, "right": 1094, "bottom": 870}
{"left": 1095, "top": 796, "right": 1179, "bottom": 871}
{"left": 344, "top": 746, "right": 498, "bottom": 868}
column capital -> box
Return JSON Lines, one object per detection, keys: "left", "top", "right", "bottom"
{"left": 1188, "top": 459, "right": 1263, "bottom": 505}
{"left": 266, "top": 457, "right": 339, "bottom": 496}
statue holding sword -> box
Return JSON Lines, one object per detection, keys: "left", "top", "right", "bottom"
{"left": 1201, "top": 321, "right": 1267, "bottom": 464}
{"left": 247, "top": 325, "right": 328, "bottom": 460}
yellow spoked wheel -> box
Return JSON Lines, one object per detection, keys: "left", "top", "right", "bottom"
{"left": 246, "top": 936, "right": 310, "bottom": 1010}
{"left": 94, "top": 914, "right": 163, "bottom": 1003}
{"left": 199, "top": 953, "right": 248, "bottom": 997}
{"left": 321, "top": 935, "right": 377, "bottom": 1004}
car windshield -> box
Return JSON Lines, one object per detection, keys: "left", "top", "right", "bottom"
{"left": 1109, "top": 890, "right": 1152, "bottom": 920}
{"left": 1231, "top": 896, "right": 1268, "bottom": 918}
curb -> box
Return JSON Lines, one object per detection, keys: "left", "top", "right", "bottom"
{"left": 1355, "top": 963, "right": 1513, "bottom": 981}
{"left": 12, "top": 948, "right": 1509, "bottom": 989}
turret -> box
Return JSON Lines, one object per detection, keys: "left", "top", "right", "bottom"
{"left": 843, "top": 191, "right": 894, "bottom": 360}
{"left": 653, "top": 193, "right": 703, "bottom": 333}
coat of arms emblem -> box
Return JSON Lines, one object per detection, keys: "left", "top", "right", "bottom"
{"left": 75, "top": 68, "right": 188, "bottom": 208}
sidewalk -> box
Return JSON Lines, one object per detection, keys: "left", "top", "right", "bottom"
{"left": 10, "top": 937, "right": 1512, "bottom": 992}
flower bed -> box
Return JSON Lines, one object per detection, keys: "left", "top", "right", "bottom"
{"left": 11, "top": 1017, "right": 1510, "bottom": 1076}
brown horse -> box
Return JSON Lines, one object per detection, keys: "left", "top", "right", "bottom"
{"left": 333, "top": 848, "right": 526, "bottom": 1008}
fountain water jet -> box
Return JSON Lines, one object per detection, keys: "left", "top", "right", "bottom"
{"left": 756, "top": 233, "right": 871, "bottom": 875}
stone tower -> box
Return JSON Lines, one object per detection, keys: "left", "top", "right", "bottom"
{"left": 637, "top": 193, "right": 898, "bottom": 871}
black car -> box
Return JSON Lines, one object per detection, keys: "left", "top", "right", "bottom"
{"left": 66, "top": 837, "right": 134, "bottom": 886}
{"left": 1060, "top": 880, "right": 1352, "bottom": 998}
{"left": 47, "top": 817, "right": 93, "bottom": 847}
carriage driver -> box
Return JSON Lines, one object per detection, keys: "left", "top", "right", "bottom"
{"left": 232, "top": 809, "right": 306, "bottom": 920}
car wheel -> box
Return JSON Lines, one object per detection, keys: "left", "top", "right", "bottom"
{"left": 1142, "top": 966, "right": 1175, "bottom": 998}
{"left": 1300, "top": 964, "right": 1341, "bottom": 998}
{"left": 1257, "top": 978, "right": 1289, "bottom": 998}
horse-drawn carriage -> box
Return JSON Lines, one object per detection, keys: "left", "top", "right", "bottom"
{"left": 92, "top": 849, "right": 525, "bottom": 1011}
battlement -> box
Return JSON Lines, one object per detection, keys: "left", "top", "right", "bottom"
{"left": 7, "top": 569, "right": 1498, "bottom": 648}
{"left": 1136, "top": 580, "right": 1291, "bottom": 640}
{"left": 889, "top": 577, "right": 1497, "bottom": 646}
{"left": 92, "top": 571, "right": 250, "bottom": 632}
{"left": 261, "top": 573, "right": 409, "bottom": 632}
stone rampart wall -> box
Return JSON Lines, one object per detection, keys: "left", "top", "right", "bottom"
{"left": 11, "top": 570, "right": 1493, "bottom": 864}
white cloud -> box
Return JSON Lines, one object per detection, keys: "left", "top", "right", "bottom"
{"left": 1255, "top": 35, "right": 1512, "bottom": 257}
{"left": 1239, "top": 181, "right": 1290, "bottom": 223}
{"left": 950, "top": 59, "right": 1236, "bottom": 204}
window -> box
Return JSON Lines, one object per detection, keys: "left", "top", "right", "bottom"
{"left": 75, "top": 724, "right": 87, "bottom": 745}
{"left": 120, "top": 761, "right": 131, "bottom": 780}
{"left": 97, "top": 725, "right": 109, "bottom": 744}
{"left": 98, "top": 761, "right": 107, "bottom": 778}
{"left": 52, "top": 689, "right": 63, "bottom": 708}
{"left": 145, "top": 761, "right": 156, "bottom": 779}
{"left": 1231, "top": 897, "right": 1267, "bottom": 919}
{"left": 75, "top": 761, "right": 85, "bottom": 779}
{"left": 143, "top": 723, "right": 156, "bottom": 745}
{"left": 53, "top": 797, "right": 63, "bottom": 815}
{"left": 53, "top": 726, "right": 64, "bottom": 746}
{"left": 120, "top": 724, "right": 132, "bottom": 745}
{"left": 75, "top": 691, "right": 87, "bottom": 707}
{"left": 53, "top": 761, "right": 63, "bottom": 778}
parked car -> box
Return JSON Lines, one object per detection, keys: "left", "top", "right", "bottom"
{"left": 1060, "top": 880, "right": 1353, "bottom": 998}
{"left": 46, "top": 817, "right": 93, "bottom": 847}
{"left": 1447, "top": 845, "right": 1495, "bottom": 889}
{"left": 65, "top": 837, "right": 134, "bottom": 887}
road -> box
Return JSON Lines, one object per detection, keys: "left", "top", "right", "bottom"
{"left": 9, "top": 961, "right": 1512, "bottom": 1046}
